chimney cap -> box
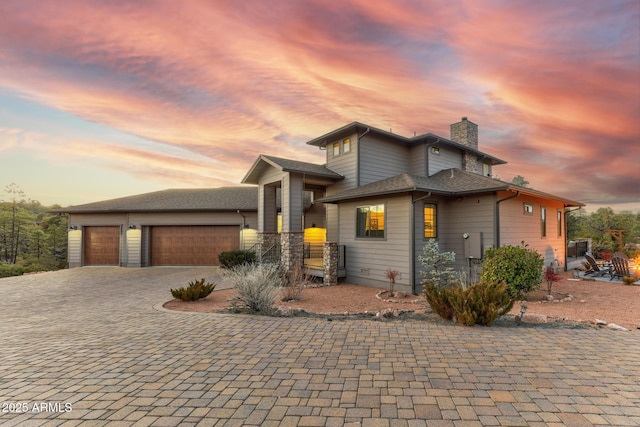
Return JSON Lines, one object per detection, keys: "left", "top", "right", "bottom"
{"left": 461, "top": 117, "right": 468, "bottom": 121}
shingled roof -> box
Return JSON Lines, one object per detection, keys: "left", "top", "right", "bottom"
{"left": 242, "top": 155, "right": 343, "bottom": 185}
{"left": 317, "top": 169, "right": 583, "bottom": 206}
{"left": 305, "top": 121, "right": 506, "bottom": 166}
{"left": 51, "top": 186, "right": 258, "bottom": 213}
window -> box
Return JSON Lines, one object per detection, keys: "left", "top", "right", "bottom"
{"left": 541, "top": 207, "right": 547, "bottom": 237}
{"left": 523, "top": 203, "right": 533, "bottom": 215}
{"left": 430, "top": 146, "right": 440, "bottom": 155}
{"left": 333, "top": 142, "right": 340, "bottom": 156}
{"left": 356, "top": 204, "right": 385, "bottom": 238}
{"left": 483, "top": 163, "right": 490, "bottom": 177}
{"left": 557, "top": 210, "right": 562, "bottom": 237}
{"left": 343, "top": 138, "right": 350, "bottom": 153}
{"left": 424, "top": 203, "right": 437, "bottom": 238}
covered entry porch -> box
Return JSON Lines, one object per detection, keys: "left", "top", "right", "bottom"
{"left": 242, "top": 155, "right": 345, "bottom": 284}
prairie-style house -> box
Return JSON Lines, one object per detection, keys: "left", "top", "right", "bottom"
{"left": 58, "top": 118, "right": 583, "bottom": 293}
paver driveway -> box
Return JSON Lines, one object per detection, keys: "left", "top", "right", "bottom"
{"left": 1, "top": 267, "right": 639, "bottom": 426}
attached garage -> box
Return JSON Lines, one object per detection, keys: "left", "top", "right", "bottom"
{"left": 55, "top": 187, "right": 258, "bottom": 268}
{"left": 149, "top": 225, "right": 239, "bottom": 266}
{"left": 84, "top": 226, "right": 120, "bottom": 266}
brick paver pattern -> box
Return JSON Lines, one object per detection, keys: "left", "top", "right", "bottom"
{"left": 1, "top": 267, "right": 639, "bottom": 426}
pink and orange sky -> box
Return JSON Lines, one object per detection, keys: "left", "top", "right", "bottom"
{"left": 0, "top": 0, "right": 638, "bottom": 211}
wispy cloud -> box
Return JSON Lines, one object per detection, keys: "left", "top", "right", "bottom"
{"left": 0, "top": 0, "right": 637, "bottom": 208}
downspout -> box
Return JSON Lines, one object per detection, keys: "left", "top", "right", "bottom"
{"left": 495, "top": 191, "right": 520, "bottom": 247}
{"left": 411, "top": 192, "right": 432, "bottom": 295}
{"left": 357, "top": 127, "right": 370, "bottom": 187}
{"left": 564, "top": 206, "right": 582, "bottom": 272}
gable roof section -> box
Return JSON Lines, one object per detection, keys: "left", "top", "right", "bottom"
{"left": 317, "top": 168, "right": 583, "bottom": 207}
{"left": 305, "top": 121, "right": 506, "bottom": 165}
{"left": 242, "top": 154, "right": 343, "bottom": 185}
{"left": 51, "top": 187, "right": 258, "bottom": 213}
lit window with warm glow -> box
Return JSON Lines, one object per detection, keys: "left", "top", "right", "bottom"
{"left": 343, "top": 138, "right": 350, "bottom": 153}
{"left": 333, "top": 142, "right": 340, "bottom": 156}
{"left": 424, "top": 203, "right": 437, "bottom": 238}
{"left": 356, "top": 204, "right": 385, "bottom": 238}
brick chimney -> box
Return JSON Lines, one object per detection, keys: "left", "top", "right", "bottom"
{"left": 450, "top": 117, "right": 479, "bottom": 174}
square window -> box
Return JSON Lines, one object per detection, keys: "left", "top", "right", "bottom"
{"left": 523, "top": 203, "right": 533, "bottom": 215}
{"left": 356, "top": 204, "right": 385, "bottom": 238}
{"left": 431, "top": 146, "right": 440, "bottom": 155}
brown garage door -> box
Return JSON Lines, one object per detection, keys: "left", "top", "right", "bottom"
{"left": 150, "top": 225, "right": 239, "bottom": 266}
{"left": 84, "top": 226, "right": 120, "bottom": 266}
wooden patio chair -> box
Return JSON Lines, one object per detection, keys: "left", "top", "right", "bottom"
{"left": 610, "top": 256, "right": 631, "bottom": 281}
{"left": 584, "top": 253, "right": 607, "bottom": 277}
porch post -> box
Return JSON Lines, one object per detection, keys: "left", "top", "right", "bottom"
{"left": 281, "top": 231, "right": 304, "bottom": 270}
{"left": 323, "top": 242, "right": 338, "bottom": 286}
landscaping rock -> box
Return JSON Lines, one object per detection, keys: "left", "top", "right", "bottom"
{"left": 607, "top": 323, "right": 629, "bottom": 331}
{"left": 516, "top": 313, "right": 547, "bottom": 324}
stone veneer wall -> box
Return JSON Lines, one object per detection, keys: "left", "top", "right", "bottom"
{"left": 450, "top": 117, "right": 478, "bottom": 149}
{"left": 323, "top": 242, "right": 338, "bottom": 286}
{"left": 280, "top": 232, "right": 304, "bottom": 271}
{"left": 463, "top": 153, "right": 479, "bottom": 173}
{"left": 257, "top": 232, "right": 280, "bottom": 263}
{"left": 451, "top": 117, "right": 479, "bottom": 174}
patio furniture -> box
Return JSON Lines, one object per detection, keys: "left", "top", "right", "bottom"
{"left": 584, "top": 253, "right": 609, "bottom": 277}
{"left": 610, "top": 256, "right": 631, "bottom": 281}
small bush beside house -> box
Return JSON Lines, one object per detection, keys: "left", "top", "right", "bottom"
{"left": 218, "top": 250, "right": 256, "bottom": 269}
{"left": 170, "top": 278, "right": 216, "bottom": 301}
{"left": 480, "top": 243, "right": 544, "bottom": 299}
{"left": 225, "top": 264, "right": 282, "bottom": 314}
{"left": 420, "top": 240, "right": 516, "bottom": 326}
{"left": 424, "top": 281, "right": 514, "bottom": 326}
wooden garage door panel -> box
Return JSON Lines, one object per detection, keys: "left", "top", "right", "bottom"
{"left": 84, "top": 226, "right": 120, "bottom": 266}
{"left": 150, "top": 226, "right": 239, "bottom": 266}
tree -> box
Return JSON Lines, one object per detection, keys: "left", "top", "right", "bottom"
{"left": 566, "top": 208, "right": 640, "bottom": 258}
{"left": 1, "top": 183, "right": 29, "bottom": 264}
{"left": 511, "top": 175, "right": 529, "bottom": 187}
{"left": 0, "top": 184, "right": 68, "bottom": 272}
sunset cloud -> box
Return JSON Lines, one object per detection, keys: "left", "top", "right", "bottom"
{"left": 0, "top": 0, "right": 637, "bottom": 209}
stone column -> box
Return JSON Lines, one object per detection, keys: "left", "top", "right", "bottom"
{"left": 323, "top": 242, "right": 338, "bottom": 286}
{"left": 281, "top": 231, "right": 304, "bottom": 271}
{"left": 258, "top": 232, "right": 280, "bottom": 263}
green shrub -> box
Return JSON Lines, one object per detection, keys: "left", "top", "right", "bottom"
{"left": 218, "top": 250, "right": 256, "bottom": 269}
{"left": 171, "top": 278, "right": 216, "bottom": 301}
{"left": 423, "top": 281, "right": 514, "bottom": 326}
{"left": 422, "top": 282, "right": 455, "bottom": 320}
{"left": 225, "top": 264, "right": 282, "bottom": 314}
{"left": 0, "top": 263, "right": 26, "bottom": 278}
{"left": 480, "top": 243, "right": 544, "bottom": 299}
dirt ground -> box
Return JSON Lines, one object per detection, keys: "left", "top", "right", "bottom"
{"left": 164, "top": 271, "right": 640, "bottom": 330}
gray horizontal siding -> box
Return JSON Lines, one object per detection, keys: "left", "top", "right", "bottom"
{"left": 338, "top": 196, "right": 412, "bottom": 292}
{"left": 359, "top": 134, "right": 409, "bottom": 185}
{"left": 428, "top": 145, "right": 462, "bottom": 176}
{"left": 326, "top": 132, "right": 358, "bottom": 194}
